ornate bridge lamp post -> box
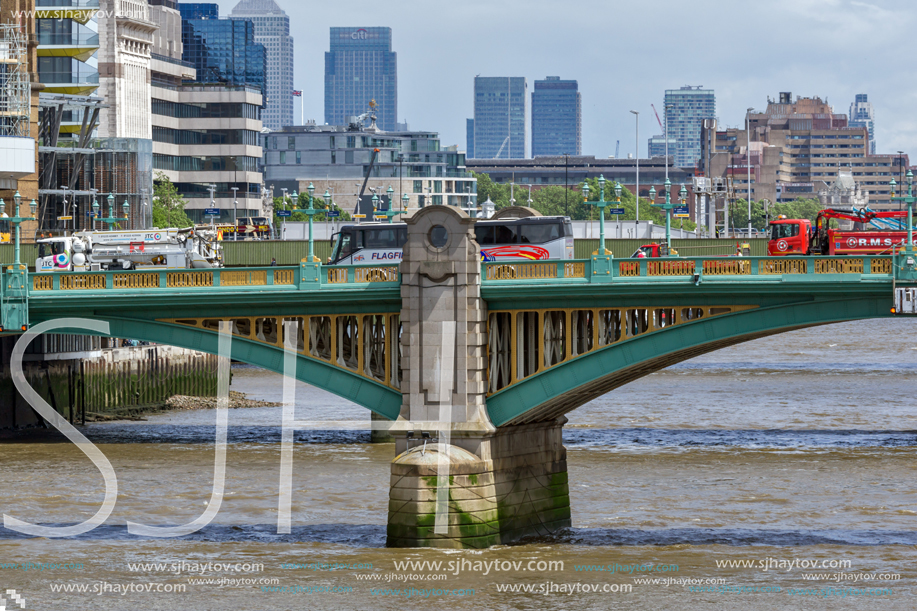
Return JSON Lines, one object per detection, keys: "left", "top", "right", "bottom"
{"left": 0, "top": 192, "right": 36, "bottom": 331}
{"left": 651, "top": 177, "right": 676, "bottom": 252}
{"left": 383, "top": 185, "right": 400, "bottom": 224}
{"left": 1, "top": 191, "right": 36, "bottom": 268}
{"left": 583, "top": 175, "right": 611, "bottom": 255}
{"left": 303, "top": 183, "right": 320, "bottom": 263}
{"left": 97, "top": 193, "right": 127, "bottom": 230}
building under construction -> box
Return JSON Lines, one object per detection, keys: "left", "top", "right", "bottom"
{"left": 37, "top": 93, "right": 153, "bottom": 232}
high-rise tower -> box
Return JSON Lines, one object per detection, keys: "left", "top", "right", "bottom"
{"left": 664, "top": 86, "right": 716, "bottom": 168}
{"left": 230, "top": 0, "right": 294, "bottom": 130}
{"left": 849, "top": 93, "right": 876, "bottom": 154}
{"left": 531, "top": 76, "right": 580, "bottom": 157}
{"left": 472, "top": 76, "right": 526, "bottom": 159}
{"left": 324, "top": 27, "right": 397, "bottom": 131}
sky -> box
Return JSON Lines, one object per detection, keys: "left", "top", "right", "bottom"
{"left": 215, "top": 0, "right": 917, "bottom": 162}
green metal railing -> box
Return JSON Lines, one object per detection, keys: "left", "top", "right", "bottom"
{"left": 27, "top": 263, "right": 401, "bottom": 294}
{"left": 481, "top": 255, "right": 895, "bottom": 284}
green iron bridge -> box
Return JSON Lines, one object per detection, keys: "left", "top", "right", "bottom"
{"left": 2, "top": 253, "right": 913, "bottom": 427}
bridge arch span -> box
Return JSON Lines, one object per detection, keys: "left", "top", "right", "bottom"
{"left": 49, "top": 316, "right": 403, "bottom": 420}
{"left": 485, "top": 296, "right": 892, "bottom": 426}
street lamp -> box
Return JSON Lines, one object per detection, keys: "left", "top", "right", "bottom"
{"left": 527, "top": 184, "right": 533, "bottom": 206}
{"left": 231, "top": 186, "right": 239, "bottom": 229}
{"left": 401, "top": 192, "right": 409, "bottom": 213}
{"left": 630, "top": 110, "right": 639, "bottom": 222}
{"left": 92, "top": 196, "right": 99, "bottom": 231}
{"left": 371, "top": 192, "right": 379, "bottom": 219}
{"left": 122, "top": 199, "right": 130, "bottom": 229}
{"left": 679, "top": 183, "right": 687, "bottom": 233}
{"left": 746, "top": 107, "right": 754, "bottom": 238}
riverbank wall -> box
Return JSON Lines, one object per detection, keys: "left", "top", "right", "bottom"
{"left": 0, "top": 335, "right": 220, "bottom": 429}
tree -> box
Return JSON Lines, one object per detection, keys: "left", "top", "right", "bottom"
{"left": 273, "top": 193, "right": 352, "bottom": 228}
{"left": 152, "top": 172, "right": 193, "bottom": 228}
{"left": 730, "top": 197, "right": 827, "bottom": 232}
{"left": 471, "top": 172, "right": 696, "bottom": 228}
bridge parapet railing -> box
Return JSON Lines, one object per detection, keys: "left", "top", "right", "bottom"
{"left": 27, "top": 263, "right": 402, "bottom": 294}
{"left": 481, "top": 255, "right": 895, "bottom": 284}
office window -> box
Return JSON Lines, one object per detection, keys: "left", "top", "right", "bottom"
{"left": 288, "top": 137, "right": 295, "bottom": 150}
{"left": 296, "top": 151, "right": 301, "bottom": 164}
{"left": 414, "top": 180, "right": 422, "bottom": 193}
{"left": 280, "top": 151, "right": 286, "bottom": 164}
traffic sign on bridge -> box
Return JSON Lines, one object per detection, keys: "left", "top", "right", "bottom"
{"left": 204, "top": 208, "right": 220, "bottom": 217}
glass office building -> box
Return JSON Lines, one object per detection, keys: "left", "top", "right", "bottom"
{"left": 179, "top": 3, "right": 266, "bottom": 94}
{"left": 848, "top": 93, "right": 876, "bottom": 154}
{"left": 230, "top": 0, "right": 294, "bottom": 131}
{"left": 472, "top": 76, "right": 526, "bottom": 159}
{"left": 664, "top": 86, "right": 715, "bottom": 168}
{"left": 324, "top": 27, "right": 397, "bottom": 131}
{"left": 531, "top": 76, "right": 581, "bottom": 157}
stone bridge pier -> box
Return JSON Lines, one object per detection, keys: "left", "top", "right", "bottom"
{"left": 386, "top": 206, "right": 571, "bottom": 548}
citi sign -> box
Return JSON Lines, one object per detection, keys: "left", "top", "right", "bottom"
{"left": 351, "top": 28, "right": 369, "bottom": 39}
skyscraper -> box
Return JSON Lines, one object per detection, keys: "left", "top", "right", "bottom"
{"left": 466, "top": 118, "right": 475, "bottom": 158}
{"left": 849, "top": 93, "right": 876, "bottom": 154}
{"left": 230, "top": 0, "right": 294, "bottom": 131}
{"left": 664, "top": 86, "right": 716, "bottom": 168}
{"left": 179, "top": 4, "right": 266, "bottom": 94}
{"left": 324, "top": 27, "right": 397, "bottom": 130}
{"left": 472, "top": 76, "right": 526, "bottom": 159}
{"left": 531, "top": 76, "right": 581, "bottom": 156}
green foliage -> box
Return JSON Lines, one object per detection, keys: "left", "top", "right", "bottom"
{"left": 273, "top": 194, "right": 352, "bottom": 227}
{"left": 729, "top": 197, "right": 825, "bottom": 232}
{"left": 472, "top": 172, "right": 695, "bottom": 229}
{"left": 152, "top": 172, "right": 193, "bottom": 229}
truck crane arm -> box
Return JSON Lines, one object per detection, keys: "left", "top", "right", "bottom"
{"left": 815, "top": 208, "right": 908, "bottom": 226}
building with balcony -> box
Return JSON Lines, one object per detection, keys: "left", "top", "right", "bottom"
{"left": 36, "top": 0, "right": 100, "bottom": 99}
{"left": 263, "top": 124, "right": 476, "bottom": 212}
{"left": 0, "top": 15, "right": 39, "bottom": 212}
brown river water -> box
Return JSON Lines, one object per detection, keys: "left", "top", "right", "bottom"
{"left": 1, "top": 318, "right": 916, "bottom": 609}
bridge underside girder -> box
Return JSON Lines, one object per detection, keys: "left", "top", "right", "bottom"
{"left": 485, "top": 295, "right": 893, "bottom": 426}
{"left": 37, "top": 316, "right": 403, "bottom": 420}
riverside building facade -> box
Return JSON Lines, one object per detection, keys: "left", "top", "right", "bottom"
{"left": 701, "top": 92, "right": 904, "bottom": 210}
{"left": 263, "top": 124, "right": 476, "bottom": 212}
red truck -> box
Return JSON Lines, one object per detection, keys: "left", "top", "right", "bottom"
{"left": 767, "top": 209, "right": 914, "bottom": 256}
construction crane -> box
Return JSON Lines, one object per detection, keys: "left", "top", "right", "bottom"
{"left": 651, "top": 103, "right": 665, "bottom": 135}
{"left": 615, "top": 140, "right": 620, "bottom": 158}
{"left": 493, "top": 136, "right": 510, "bottom": 159}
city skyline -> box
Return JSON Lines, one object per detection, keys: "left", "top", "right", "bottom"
{"left": 214, "top": 0, "right": 913, "bottom": 162}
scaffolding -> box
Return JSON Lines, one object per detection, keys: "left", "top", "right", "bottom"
{"left": 38, "top": 93, "right": 153, "bottom": 232}
{"left": 0, "top": 24, "right": 30, "bottom": 138}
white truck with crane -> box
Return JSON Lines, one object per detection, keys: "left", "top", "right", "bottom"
{"left": 35, "top": 228, "right": 223, "bottom": 273}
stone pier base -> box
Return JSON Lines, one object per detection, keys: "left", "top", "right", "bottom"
{"left": 387, "top": 419, "right": 571, "bottom": 548}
